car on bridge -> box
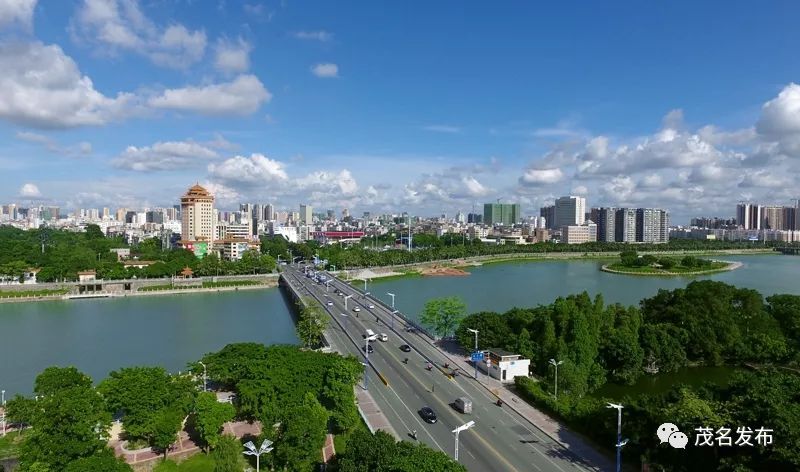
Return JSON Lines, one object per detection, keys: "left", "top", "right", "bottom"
{"left": 368, "top": 304, "right": 375, "bottom": 309}
{"left": 419, "top": 407, "right": 437, "bottom": 423}
{"left": 327, "top": 301, "right": 333, "bottom": 306}
{"left": 399, "top": 344, "right": 411, "bottom": 352}
{"left": 353, "top": 306, "right": 361, "bottom": 312}
{"left": 362, "top": 344, "right": 374, "bottom": 354}
{"left": 378, "top": 333, "right": 388, "bottom": 342}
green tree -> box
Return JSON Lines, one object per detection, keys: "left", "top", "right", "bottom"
{"left": 98, "top": 367, "right": 195, "bottom": 442}
{"left": 211, "top": 435, "right": 244, "bottom": 472}
{"left": 34, "top": 366, "right": 92, "bottom": 396}
{"left": 193, "top": 392, "right": 235, "bottom": 451}
{"left": 18, "top": 368, "right": 110, "bottom": 471}
{"left": 272, "top": 393, "right": 329, "bottom": 470}
{"left": 151, "top": 409, "right": 184, "bottom": 459}
{"left": 619, "top": 250, "right": 638, "bottom": 266}
{"left": 295, "top": 298, "right": 329, "bottom": 348}
{"left": 63, "top": 450, "right": 133, "bottom": 472}
{"left": 420, "top": 297, "right": 467, "bottom": 338}
{"left": 455, "top": 311, "right": 512, "bottom": 351}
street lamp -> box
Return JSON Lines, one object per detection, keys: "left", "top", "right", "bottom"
{"left": 361, "top": 359, "right": 369, "bottom": 390}
{"left": 387, "top": 292, "right": 396, "bottom": 329}
{"left": 363, "top": 278, "right": 368, "bottom": 292}
{"left": 452, "top": 420, "right": 475, "bottom": 462}
{"left": 1, "top": 389, "right": 5, "bottom": 437}
{"left": 549, "top": 359, "right": 564, "bottom": 400}
{"left": 198, "top": 361, "right": 207, "bottom": 392}
{"left": 325, "top": 280, "right": 332, "bottom": 292}
{"left": 343, "top": 294, "right": 352, "bottom": 310}
{"left": 243, "top": 439, "right": 273, "bottom": 472}
{"left": 467, "top": 329, "right": 479, "bottom": 379}
{"left": 606, "top": 402, "right": 627, "bottom": 472}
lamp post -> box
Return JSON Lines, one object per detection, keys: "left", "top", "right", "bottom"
{"left": 325, "top": 280, "right": 332, "bottom": 292}
{"left": 607, "top": 402, "right": 627, "bottom": 472}
{"left": 387, "top": 292, "right": 396, "bottom": 329}
{"left": 1, "top": 389, "right": 5, "bottom": 437}
{"left": 243, "top": 439, "right": 273, "bottom": 472}
{"left": 344, "top": 294, "right": 352, "bottom": 310}
{"left": 452, "top": 420, "right": 475, "bottom": 462}
{"left": 198, "top": 361, "right": 207, "bottom": 392}
{"left": 467, "top": 329, "right": 479, "bottom": 379}
{"left": 361, "top": 358, "right": 369, "bottom": 391}
{"left": 549, "top": 359, "right": 563, "bottom": 400}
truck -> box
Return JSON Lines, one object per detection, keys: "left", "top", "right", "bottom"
{"left": 454, "top": 397, "right": 472, "bottom": 414}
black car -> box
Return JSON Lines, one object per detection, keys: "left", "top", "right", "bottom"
{"left": 399, "top": 344, "right": 412, "bottom": 352}
{"left": 362, "top": 344, "right": 374, "bottom": 354}
{"left": 419, "top": 407, "right": 437, "bottom": 423}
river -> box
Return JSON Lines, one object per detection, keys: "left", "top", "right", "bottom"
{"left": 1, "top": 253, "right": 797, "bottom": 396}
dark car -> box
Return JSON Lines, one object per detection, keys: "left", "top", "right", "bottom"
{"left": 399, "top": 344, "right": 412, "bottom": 352}
{"left": 419, "top": 407, "right": 437, "bottom": 423}
{"left": 362, "top": 344, "right": 374, "bottom": 354}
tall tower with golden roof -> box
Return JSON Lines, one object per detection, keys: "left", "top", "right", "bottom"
{"left": 180, "top": 184, "right": 216, "bottom": 250}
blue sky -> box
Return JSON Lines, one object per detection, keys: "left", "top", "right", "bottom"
{"left": 1, "top": 0, "right": 799, "bottom": 223}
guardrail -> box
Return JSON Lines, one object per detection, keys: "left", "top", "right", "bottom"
{"left": 279, "top": 274, "right": 331, "bottom": 351}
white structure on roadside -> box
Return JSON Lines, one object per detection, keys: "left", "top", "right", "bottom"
{"left": 481, "top": 349, "right": 530, "bottom": 383}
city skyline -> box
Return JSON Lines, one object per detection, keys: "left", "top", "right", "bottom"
{"left": 1, "top": 2, "right": 800, "bottom": 223}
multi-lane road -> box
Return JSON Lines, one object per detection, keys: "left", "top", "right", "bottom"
{"left": 283, "top": 266, "right": 605, "bottom": 472}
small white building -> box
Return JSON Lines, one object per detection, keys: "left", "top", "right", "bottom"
{"left": 481, "top": 349, "right": 530, "bottom": 383}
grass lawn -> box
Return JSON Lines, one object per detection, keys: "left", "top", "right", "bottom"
{"left": 153, "top": 453, "right": 215, "bottom": 472}
{"left": 0, "top": 288, "right": 69, "bottom": 298}
{"left": 0, "top": 430, "right": 26, "bottom": 460}
{"left": 605, "top": 261, "right": 730, "bottom": 274}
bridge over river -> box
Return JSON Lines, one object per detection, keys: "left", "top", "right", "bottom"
{"left": 279, "top": 266, "right": 610, "bottom": 472}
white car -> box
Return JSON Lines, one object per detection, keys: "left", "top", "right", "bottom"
{"left": 353, "top": 307, "right": 361, "bottom": 312}
{"left": 327, "top": 301, "right": 333, "bottom": 306}
{"left": 378, "top": 333, "right": 388, "bottom": 342}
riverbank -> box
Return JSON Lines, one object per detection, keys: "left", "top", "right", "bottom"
{"left": 600, "top": 260, "right": 743, "bottom": 276}
{"left": 0, "top": 279, "right": 278, "bottom": 304}
{"left": 353, "top": 248, "right": 772, "bottom": 283}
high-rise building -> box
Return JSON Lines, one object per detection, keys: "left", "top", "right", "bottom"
{"left": 300, "top": 204, "right": 313, "bottom": 224}
{"left": 593, "top": 207, "right": 617, "bottom": 242}
{"left": 125, "top": 211, "right": 137, "bottom": 224}
{"left": 467, "top": 213, "right": 483, "bottom": 224}
{"left": 636, "top": 208, "right": 669, "bottom": 243}
{"left": 265, "top": 204, "right": 275, "bottom": 221}
{"left": 102, "top": 207, "right": 110, "bottom": 220}
{"left": 614, "top": 208, "right": 637, "bottom": 243}
{"left": 146, "top": 210, "right": 164, "bottom": 224}
{"left": 554, "top": 196, "right": 586, "bottom": 229}
{"left": 342, "top": 208, "right": 350, "bottom": 220}
{"left": 483, "top": 203, "right": 521, "bottom": 226}
{"left": 115, "top": 208, "right": 127, "bottom": 222}
{"left": 180, "top": 184, "right": 216, "bottom": 246}
{"left": 736, "top": 203, "right": 762, "bottom": 230}
{"left": 539, "top": 205, "right": 556, "bottom": 229}
{"left": 763, "top": 206, "right": 786, "bottom": 230}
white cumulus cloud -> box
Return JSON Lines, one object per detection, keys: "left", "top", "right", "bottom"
{"left": 311, "top": 63, "right": 338, "bottom": 78}
{"left": 519, "top": 168, "right": 564, "bottom": 185}
{"left": 0, "top": 0, "right": 37, "bottom": 30}
{"left": 0, "top": 41, "right": 133, "bottom": 128}
{"left": 214, "top": 37, "right": 252, "bottom": 74}
{"left": 208, "top": 153, "right": 289, "bottom": 185}
{"left": 71, "top": 0, "right": 207, "bottom": 69}
{"left": 293, "top": 30, "right": 332, "bottom": 42}
{"left": 19, "top": 182, "right": 41, "bottom": 197}
{"left": 114, "top": 140, "right": 219, "bottom": 171}
{"left": 148, "top": 75, "right": 271, "bottom": 116}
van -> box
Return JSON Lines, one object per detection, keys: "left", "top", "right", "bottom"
{"left": 363, "top": 329, "right": 377, "bottom": 342}
{"left": 454, "top": 397, "right": 472, "bottom": 414}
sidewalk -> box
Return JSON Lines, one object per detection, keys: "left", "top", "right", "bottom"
{"left": 354, "top": 386, "right": 399, "bottom": 440}
{"left": 415, "top": 335, "right": 613, "bottom": 472}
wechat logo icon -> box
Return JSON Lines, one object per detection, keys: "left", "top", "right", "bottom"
{"left": 657, "top": 423, "right": 688, "bottom": 449}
